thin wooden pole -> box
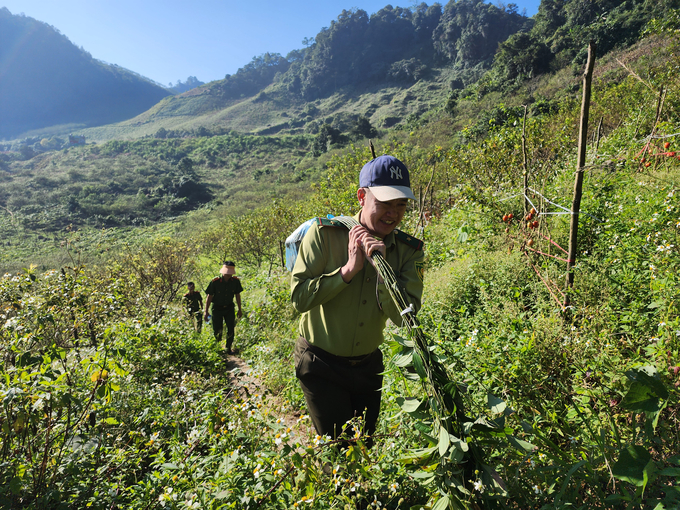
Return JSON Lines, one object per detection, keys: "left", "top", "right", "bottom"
{"left": 565, "top": 41, "right": 597, "bottom": 310}
{"left": 369, "top": 140, "right": 377, "bottom": 159}
{"left": 522, "top": 105, "right": 529, "bottom": 214}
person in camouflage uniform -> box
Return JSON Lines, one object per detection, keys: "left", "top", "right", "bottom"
{"left": 204, "top": 261, "right": 243, "bottom": 354}
{"left": 183, "top": 282, "right": 203, "bottom": 333}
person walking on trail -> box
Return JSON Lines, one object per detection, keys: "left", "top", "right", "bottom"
{"left": 204, "top": 261, "right": 243, "bottom": 354}
{"left": 183, "top": 282, "right": 203, "bottom": 333}
{"left": 290, "top": 155, "right": 425, "bottom": 446}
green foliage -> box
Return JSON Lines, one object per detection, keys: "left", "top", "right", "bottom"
{"left": 202, "top": 201, "right": 302, "bottom": 271}
{"left": 217, "top": 52, "right": 291, "bottom": 102}
{"left": 433, "top": 0, "right": 529, "bottom": 65}
{"left": 489, "top": 0, "right": 680, "bottom": 97}
{"left": 114, "top": 237, "right": 198, "bottom": 320}
{"left": 494, "top": 32, "right": 553, "bottom": 82}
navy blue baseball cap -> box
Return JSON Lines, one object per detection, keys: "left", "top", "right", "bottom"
{"left": 359, "top": 155, "right": 416, "bottom": 201}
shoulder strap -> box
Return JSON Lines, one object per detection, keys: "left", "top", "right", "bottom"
{"left": 211, "top": 276, "right": 221, "bottom": 282}
{"left": 394, "top": 229, "right": 424, "bottom": 251}
{"left": 316, "top": 217, "right": 349, "bottom": 229}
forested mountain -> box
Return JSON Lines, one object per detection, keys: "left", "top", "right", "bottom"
{"left": 119, "top": 0, "right": 677, "bottom": 138}
{"left": 0, "top": 7, "right": 171, "bottom": 140}
{"left": 489, "top": 0, "right": 676, "bottom": 84}
{"left": 145, "top": 1, "right": 529, "bottom": 121}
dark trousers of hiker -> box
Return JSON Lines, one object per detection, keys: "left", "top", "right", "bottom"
{"left": 212, "top": 305, "right": 235, "bottom": 350}
{"left": 294, "top": 337, "right": 383, "bottom": 446}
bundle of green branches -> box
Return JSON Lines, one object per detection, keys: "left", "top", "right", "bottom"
{"left": 333, "top": 216, "right": 495, "bottom": 506}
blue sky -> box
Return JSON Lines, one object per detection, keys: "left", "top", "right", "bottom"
{"left": 2, "top": 0, "right": 541, "bottom": 87}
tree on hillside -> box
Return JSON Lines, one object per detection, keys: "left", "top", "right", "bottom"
{"left": 311, "top": 124, "right": 346, "bottom": 156}
{"left": 117, "top": 238, "right": 198, "bottom": 320}
{"left": 494, "top": 32, "right": 552, "bottom": 81}
{"left": 170, "top": 76, "right": 205, "bottom": 93}
{"left": 432, "top": 0, "right": 529, "bottom": 64}
{"left": 529, "top": 0, "right": 680, "bottom": 66}
{"left": 217, "top": 52, "right": 290, "bottom": 100}
{"left": 413, "top": 2, "right": 443, "bottom": 43}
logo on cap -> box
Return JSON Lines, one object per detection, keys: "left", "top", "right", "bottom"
{"left": 389, "top": 165, "right": 403, "bottom": 180}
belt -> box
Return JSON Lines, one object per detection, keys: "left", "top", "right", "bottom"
{"left": 212, "top": 304, "right": 234, "bottom": 310}
{"left": 300, "top": 337, "right": 375, "bottom": 367}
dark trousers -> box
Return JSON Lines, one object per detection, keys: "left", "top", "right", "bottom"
{"left": 212, "top": 306, "right": 235, "bottom": 349}
{"left": 294, "top": 337, "right": 383, "bottom": 445}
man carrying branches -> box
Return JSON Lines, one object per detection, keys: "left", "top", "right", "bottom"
{"left": 290, "top": 155, "right": 425, "bottom": 445}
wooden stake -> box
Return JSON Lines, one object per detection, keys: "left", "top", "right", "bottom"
{"left": 369, "top": 140, "right": 377, "bottom": 159}
{"left": 522, "top": 105, "right": 529, "bottom": 214}
{"left": 565, "top": 41, "right": 596, "bottom": 310}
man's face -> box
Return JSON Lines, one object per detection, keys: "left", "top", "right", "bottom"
{"left": 358, "top": 188, "right": 409, "bottom": 238}
{"left": 221, "top": 274, "right": 232, "bottom": 281}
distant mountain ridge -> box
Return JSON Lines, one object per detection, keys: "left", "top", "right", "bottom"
{"left": 2, "top": 0, "right": 675, "bottom": 143}
{"left": 0, "top": 7, "right": 171, "bottom": 140}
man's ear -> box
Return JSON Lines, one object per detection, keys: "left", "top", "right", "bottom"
{"left": 357, "top": 187, "right": 366, "bottom": 206}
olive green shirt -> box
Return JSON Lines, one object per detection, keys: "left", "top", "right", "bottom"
{"left": 291, "top": 213, "right": 424, "bottom": 357}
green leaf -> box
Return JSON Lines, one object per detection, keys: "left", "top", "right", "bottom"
{"left": 625, "top": 367, "right": 669, "bottom": 400}
{"left": 432, "top": 495, "right": 450, "bottom": 510}
{"left": 463, "top": 416, "right": 499, "bottom": 434}
{"left": 398, "top": 397, "right": 422, "bottom": 413}
{"left": 449, "top": 434, "right": 469, "bottom": 454}
{"left": 161, "top": 463, "right": 180, "bottom": 470}
{"left": 620, "top": 382, "right": 663, "bottom": 413}
{"left": 438, "top": 425, "right": 450, "bottom": 457}
{"left": 392, "top": 350, "right": 413, "bottom": 367}
{"left": 457, "top": 225, "right": 470, "bottom": 243}
{"left": 507, "top": 435, "right": 536, "bottom": 453}
{"left": 556, "top": 460, "right": 587, "bottom": 502}
{"left": 397, "top": 445, "right": 438, "bottom": 464}
{"left": 410, "top": 470, "right": 436, "bottom": 480}
{"left": 392, "top": 334, "right": 414, "bottom": 348}
{"left": 605, "top": 494, "right": 626, "bottom": 503}
{"left": 659, "top": 467, "right": 680, "bottom": 476}
{"left": 9, "top": 476, "right": 22, "bottom": 495}
{"left": 104, "top": 417, "right": 119, "bottom": 425}
{"left": 487, "top": 393, "right": 507, "bottom": 414}
{"left": 412, "top": 350, "right": 427, "bottom": 379}
{"left": 612, "top": 445, "right": 653, "bottom": 487}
